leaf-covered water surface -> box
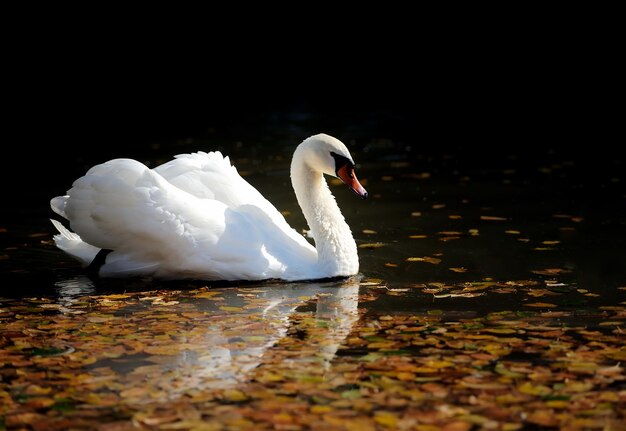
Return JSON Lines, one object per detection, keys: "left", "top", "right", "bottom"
{"left": 1, "top": 275, "right": 625, "bottom": 430}
{"left": 2, "top": 117, "right": 625, "bottom": 429}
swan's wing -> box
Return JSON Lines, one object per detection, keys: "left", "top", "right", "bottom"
{"left": 154, "top": 151, "right": 269, "bottom": 210}
{"left": 59, "top": 158, "right": 316, "bottom": 280}
{"left": 153, "top": 150, "right": 315, "bottom": 254}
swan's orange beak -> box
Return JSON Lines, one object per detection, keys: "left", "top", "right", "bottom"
{"left": 337, "top": 164, "right": 368, "bottom": 199}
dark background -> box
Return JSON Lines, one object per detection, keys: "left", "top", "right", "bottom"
{"left": 3, "top": 21, "right": 621, "bottom": 218}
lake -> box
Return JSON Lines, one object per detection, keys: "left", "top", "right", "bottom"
{"left": 1, "top": 108, "right": 625, "bottom": 429}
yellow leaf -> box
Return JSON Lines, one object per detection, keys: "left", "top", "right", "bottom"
{"left": 545, "top": 400, "right": 569, "bottom": 408}
{"left": 517, "top": 382, "right": 551, "bottom": 396}
{"left": 358, "top": 242, "right": 385, "bottom": 249}
{"left": 526, "top": 410, "right": 559, "bottom": 427}
{"left": 310, "top": 405, "right": 333, "bottom": 414}
{"left": 449, "top": 267, "right": 467, "bottom": 273}
{"left": 494, "top": 363, "right": 525, "bottom": 378}
{"left": 481, "top": 215, "right": 507, "bottom": 221}
{"left": 481, "top": 344, "right": 512, "bottom": 356}
{"left": 396, "top": 372, "right": 416, "bottom": 381}
{"left": 222, "top": 389, "right": 248, "bottom": 402}
{"left": 24, "top": 385, "right": 52, "bottom": 395}
{"left": 424, "top": 360, "right": 454, "bottom": 369}
{"left": 523, "top": 302, "right": 557, "bottom": 308}
{"left": 219, "top": 306, "right": 243, "bottom": 312}
{"left": 562, "top": 380, "right": 593, "bottom": 392}
{"left": 24, "top": 397, "right": 55, "bottom": 409}
{"left": 374, "top": 411, "right": 398, "bottom": 428}
{"left": 406, "top": 256, "right": 441, "bottom": 264}
{"left": 103, "top": 294, "right": 130, "bottom": 299}
{"left": 193, "top": 291, "right": 222, "bottom": 299}
{"left": 567, "top": 362, "right": 599, "bottom": 373}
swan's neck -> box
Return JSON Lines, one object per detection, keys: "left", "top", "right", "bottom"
{"left": 291, "top": 162, "right": 359, "bottom": 278}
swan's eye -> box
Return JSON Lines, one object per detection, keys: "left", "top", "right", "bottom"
{"left": 330, "top": 151, "right": 354, "bottom": 177}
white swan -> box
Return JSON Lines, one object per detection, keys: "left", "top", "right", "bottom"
{"left": 49, "top": 133, "right": 368, "bottom": 281}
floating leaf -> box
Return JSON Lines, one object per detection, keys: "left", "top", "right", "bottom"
{"left": 531, "top": 268, "right": 571, "bottom": 276}
{"left": 449, "top": 267, "right": 467, "bottom": 273}
{"left": 218, "top": 306, "right": 243, "bottom": 312}
{"left": 358, "top": 242, "right": 385, "bottom": 249}
{"left": 523, "top": 302, "right": 558, "bottom": 308}
{"left": 406, "top": 256, "right": 441, "bottom": 264}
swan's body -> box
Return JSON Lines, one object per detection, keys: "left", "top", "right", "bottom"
{"left": 50, "top": 133, "right": 368, "bottom": 281}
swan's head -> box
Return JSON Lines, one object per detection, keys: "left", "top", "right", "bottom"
{"left": 295, "top": 133, "right": 368, "bottom": 199}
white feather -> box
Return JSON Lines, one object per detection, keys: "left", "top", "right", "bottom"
{"left": 50, "top": 219, "right": 100, "bottom": 266}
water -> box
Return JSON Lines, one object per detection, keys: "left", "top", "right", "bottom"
{"left": 1, "top": 108, "right": 625, "bottom": 428}
{"left": 3, "top": 109, "right": 624, "bottom": 306}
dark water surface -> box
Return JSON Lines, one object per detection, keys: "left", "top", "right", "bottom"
{"left": 2, "top": 109, "right": 624, "bottom": 308}
{"left": 1, "top": 108, "right": 625, "bottom": 429}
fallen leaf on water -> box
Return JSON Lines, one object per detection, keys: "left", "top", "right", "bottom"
{"left": 518, "top": 381, "right": 552, "bottom": 396}
{"left": 406, "top": 257, "right": 442, "bottom": 264}
{"left": 409, "top": 235, "right": 428, "bottom": 239}
{"left": 439, "top": 236, "right": 460, "bottom": 242}
{"left": 362, "top": 229, "right": 377, "bottom": 235}
{"left": 192, "top": 291, "right": 222, "bottom": 299}
{"left": 523, "top": 302, "right": 558, "bottom": 308}
{"left": 531, "top": 268, "right": 571, "bottom": 276}
{"left": 358, "top": 242, "right": 385, "bottom": 249}
{"left": 373, "top": 411, "right": 398, "bottom": 428}
{"left": 449, "top": 267, "right": 467, "bottom": 273}
{"left": 527, "top": 289, "right": 560, "bottom": 297}
{"left": 219, "top": 306, "right": 243, "bottom": 312}
{"left": 480, "top": 216, "right": 507, "bottom": 221}
{"left": 434, "top": 292, "right": 484, "bottom": 298}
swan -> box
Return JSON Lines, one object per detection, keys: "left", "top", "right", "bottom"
{"left": 49, "top": 133, "right": 368, "bottom": 281}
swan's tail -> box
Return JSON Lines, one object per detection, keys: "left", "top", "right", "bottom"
{"left": 50, "top": 196, "right": 68, "bottom": 218}
{"left": 50, "top": 219, "right": 100, "bottom": 267}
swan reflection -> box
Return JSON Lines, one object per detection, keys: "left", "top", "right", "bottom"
{"left": 54, "top": 275, "right": 95, "bottom": 312}
{"left": 49, "top": 275, "right": 361, "bottom": 401}
{"left": 174, "top": 278, "right": 361, "bottom": 391}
